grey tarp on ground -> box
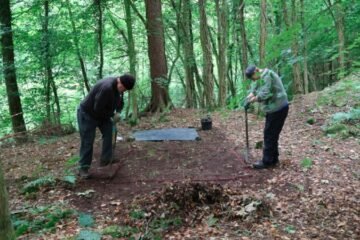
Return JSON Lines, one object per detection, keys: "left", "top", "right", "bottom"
{"left": 132, "top": 128, "right": 199, "bottom": 141}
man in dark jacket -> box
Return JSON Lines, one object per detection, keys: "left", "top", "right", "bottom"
{"left": 77, "top": 74, "right": 135, "bottom": 178}
{"left": 245, "top": 65, "right": 289, "bottom": 169}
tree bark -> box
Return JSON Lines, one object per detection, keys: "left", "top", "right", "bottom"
{"left": 0, "top": 162, "right": 15, "bottom": 240}
{"left": 215, "top": 0, "right": 228, "bottom": 107}
{"left": 181, "top": 0, "right": 197, "bottom": 108}
{"left": 330, "top": 0, "right": 346, "bottom": 74}
{"left": 291, "top": 0, "right": 303, "bottom": 94}
{"left": 0, "top": 0, "right": 27, "bottom": 141}
{"left": 124, "top": 0, "right": 138, "bottom": 122}
{"left": 42, "top": 0, "right": 60, "bottom": 125}
{"left": 94, "top": 0, "right": 104, "bottom": 80}
{"left": 283, "top": 0, "right": 303, "bottom": 94}
{"left": 300, "top": 0, "right": 309, "bottom": 93}
{"left": 66, "top": 0, "right": 90, "bottom": 92}
{"left": 199, "top": 0, "right": 215, "bottom": 109}
{"left": 259, "top": 0, "right": 267, "bottom": 67}
{"left": 144, "top": 0, "right": 171, "bottom": 112}
{"left": 237, "top": 0, "right": 248, "bottom": 80}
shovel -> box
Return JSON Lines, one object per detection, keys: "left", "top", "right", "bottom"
{"left": 108, "top": 121, "right": 121, "bottom": 179}
{"left": 243, "top": 101, "right": 252, "bottom": 164}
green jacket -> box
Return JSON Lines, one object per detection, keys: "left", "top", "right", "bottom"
{"left": 249, "top": 69, "right": 288, "bottom": 113}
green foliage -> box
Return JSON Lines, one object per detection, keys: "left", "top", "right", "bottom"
{"left": 129, "top": 209, "right": 145, "bottom": 220}
{"left": 323, "top": 108, "right": 360, "bottom": 138}
{"left": 284, "top": 225, "right": 296, "bottom": 234}
{"left": 102, "top": 225, "right": 139, "bottom": 238}
{"left": 78, "top": 213, "right": 94, "bottom": 227}
{"left": 301, "top": 157, "right": 313, "bottom": 170}
{"left": 227, "top": 79, "right": 252, "bottom": 110}
{"left": 11, "top": 204, "right": 74, "bottom": 237}
{"left": 21, "top": 176, "right": 55, "bottom": 194}
{"left": 76, "top": 230, "right": 101, "bottom": 240}
{"left": 306, "top": 117, "right": 315, "bottom": 125}
{"left": 317, "top": 77, "right": 360, "bottom": 108}
{"left": 206, "top": 214, "right": 218, "bottom": 227}
{"left": 62, "top": 175, "right": 76, "bottom": 185}
{"left": 149, "top": 216, "right": 182, "bottom": 230}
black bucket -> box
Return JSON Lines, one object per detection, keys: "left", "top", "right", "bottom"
{"left": 201, "top": 117, "right": 212, "bottom": 130}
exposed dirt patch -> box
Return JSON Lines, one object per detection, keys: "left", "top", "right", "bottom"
{"left": 69, "top": 124, "right": 268, "bottom": 212}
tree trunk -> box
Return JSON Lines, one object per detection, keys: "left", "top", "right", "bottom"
{"left": 124, "top": 0, "right": 138, "bottom": 122}
{"left": 180, "top": 0, "right": 197, "bottom": 108}
{"left": 42, "top": 0, "right": 60, "bottom": 125}
{"left": 199, "top": 0, "right": 215, "bottom": 110}
{"left": 237, "top": 0, "right": 248, "bottom": 80}
{"left": 0, "top": 0, "right": 27, "bottom": 141}
{"left": 291, "top": 0, "right": 303, "bottom": 94}
{"left": 144, "top": 0, "right": 171, "bottom": 113}
{"left": 94, "top": 0, "right": 104, "bottom": 80}
{"left": 300, "top": 0, "right": 309, "bottom": 93}
{"left": 259, "top": 0, "right": 267, "bottom": 67}
{"left": 0, "top": 162, "right": 15, "bottom": 240}
{"left": 215, "top": 0, "right": 228, "bottom": 107}
{"left": 66, "top": 0, "right": 90, "bottom": 92}
{"left": 333, "top": 0, "right": 346, "bottom": 74}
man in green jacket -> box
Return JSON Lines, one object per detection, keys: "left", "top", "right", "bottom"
{"left": 245, "top": 65, "right": 289, "bottom": 169}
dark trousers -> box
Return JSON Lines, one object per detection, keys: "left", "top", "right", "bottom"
{"left": 262, "top": 105, "right": 289, "bottom": 165}
{"left": 77, "top": 106, "right": 113, "bottom": 170}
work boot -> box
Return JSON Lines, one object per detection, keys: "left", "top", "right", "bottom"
{"left": 253, "top": 160, "right": 277, "bottom": 169}
{"left": 78, "top": 168, "right": 90, "bottom": 179}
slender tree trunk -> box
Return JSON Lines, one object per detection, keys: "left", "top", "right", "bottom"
{"left": 259, "top": 0, "right": 267, "bottom": 67}
{"left": 300, "top": 0, "right": 309, "bottom": 93}
{"left": 291, "top": 0, "right": 303, "bottom": 94}
{"left": 94, "top": 0, "right": 104, "bottom": 79}
{"left": 144, "top": 0, "right": 171, "bottom": 112}
{"left": 42, "top": 0, "right": 60, "bottom": 125}
{"left": 237, "top": 0, "right": 248, "bottom": 80}
{"left": 273, "top": 1, "right": 282, "bottom": 73}
{"left": 333, "top": 0, "right": 346, "bottom": 74}
{"left": 215, "top": 0, "right": 228, "bottom": 107}
{"left": 124, "top": 0, "right": 138, "bottom": 122}
{"left": 199, "top": 0, "right": 215, "bottom": 109}
{"left": 0, "top": 162, "right": 14, "bottom": 240}
{"left": 0, "top": 0, "right": 27, "bottom": 141}
{"left": 66, "top": 0, "right": 90, "bottom": 92}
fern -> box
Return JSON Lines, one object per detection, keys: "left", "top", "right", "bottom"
{"left": 21, "top": 176, "right": 55, "bottom": 194}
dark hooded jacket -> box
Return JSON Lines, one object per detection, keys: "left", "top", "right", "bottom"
{"left": 80, "top": 77, "right": 123, "bottom": 121}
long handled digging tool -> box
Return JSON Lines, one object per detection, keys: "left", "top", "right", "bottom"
{"left": 243, "top": 101, "right": 251, "bottom": 164}
{"left": 108, "top": 121, "right": 121, "bottom": 179}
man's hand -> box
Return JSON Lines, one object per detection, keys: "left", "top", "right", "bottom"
{"left": 247, "top": 93, "right": 254, "bottom": 99}
{"left": 247, "top": 93, "right": 257, "bottom": 103}
{"left": 248, "top": 95, "right": 257, "bottom": 103}
{"left": 113, "top": 113, "right": 121, "bottom": 123}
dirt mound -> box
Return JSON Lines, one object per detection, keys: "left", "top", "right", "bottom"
{"left": 133, "top": 182, "right": 270, "bottom": 225}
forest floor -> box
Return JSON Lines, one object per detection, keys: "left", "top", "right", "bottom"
{"left": 1, "top": 78, "right": 359, "bottom": 239}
